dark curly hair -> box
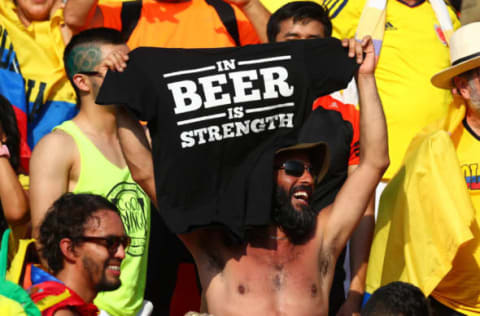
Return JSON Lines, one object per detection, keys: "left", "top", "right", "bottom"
{"left": 267, "top": 1, "right": 332, "bottom": 43}
{"left": 0, "top": 94, "right": 21, "bottom": 172}
{"left": 39, "top": 193, "right": 120, "bottom": 274}
{"left": 361, "top": 281, "right": 431, "bottom": 316}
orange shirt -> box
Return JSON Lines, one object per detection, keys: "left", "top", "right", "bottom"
{"left": 98, "top": 0, "right": 260, "bottom": 49}
{"left": 313, "top": 95, "right": 360, "bottom": 166}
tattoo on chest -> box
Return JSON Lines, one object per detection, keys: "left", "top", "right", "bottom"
{"left": 272, "top": 272, "right": 286, "bottom": 291}
{"left": 311, "top": 284, "right": 318, "bottom": 297}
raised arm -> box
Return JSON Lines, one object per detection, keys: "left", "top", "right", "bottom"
{"left": 116, "top": 108, "right": 157, "bottom": 208}
{"left": 29, "top": 132, "right": 75, "bottom": 239}
{"left": 64, "top": 0, "right": 103, "bottom": 33}
{"left": 226, "top": 0, "right": 271, "bottom": 43}
{"left": 323, "top": 36, "right": 389, "bottom": 258}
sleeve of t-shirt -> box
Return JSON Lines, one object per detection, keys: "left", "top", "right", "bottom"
{"left": 231, "top": 5, "right": 261, "bottom": 45}
{"left": 96, "top": 51, "right": 157, "bottom": 121}
{"left": 313, "top": 95, "right": 360, "bottom": 165}
{"left": 303, "top": 38, "right": 358, "bottom": 98}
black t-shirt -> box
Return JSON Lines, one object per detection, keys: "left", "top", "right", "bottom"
{"left": 299, "top": 106, "right": 354, "bottom": 212}
{"left": 97, "top": 38, "right": 357, "bottom": 238}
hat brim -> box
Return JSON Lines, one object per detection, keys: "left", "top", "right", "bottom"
{"left": 276, "top": 142, "right": 330, "bottom": 183}
{"left": 431, "top": 56, "right": 480, "bottom": 89}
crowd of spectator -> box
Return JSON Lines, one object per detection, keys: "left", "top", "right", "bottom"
{"left": 1, "top": 0, "right": 480, "bottom": 315}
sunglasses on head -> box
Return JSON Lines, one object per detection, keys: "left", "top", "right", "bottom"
{"left": 276, "top": 160, "right": 316, "bottom": 179}
{"left": 76, "top": 235, "right": 131, "bottom": 255}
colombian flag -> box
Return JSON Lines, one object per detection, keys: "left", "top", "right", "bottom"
{"left": 0, "top": 26, "right": 31, "bottom": 173}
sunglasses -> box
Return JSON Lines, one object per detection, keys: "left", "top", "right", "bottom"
{"left": 76, "top": 235, "right": 131, "bottom": 255}
{"left": 77, "top": 71, "right": 102, "bottom": 77}
{"left": 276, "top": 160, "right": 316, "bottom": 179}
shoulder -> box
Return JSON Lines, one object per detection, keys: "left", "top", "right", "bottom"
{"left": 32, "top": 129, "right": 76, "bottom": 157}
{"left": 30, "top": 129, "right": 77, "bottom": 170}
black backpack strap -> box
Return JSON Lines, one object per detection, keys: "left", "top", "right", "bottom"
{"left": 205, "top": 0, "right": 241, "bottom": 46}
{"left": 120, "top": 0, "right": 143, "bottom": 41}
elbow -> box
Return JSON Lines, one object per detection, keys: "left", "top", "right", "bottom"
{"left": 379, "top": 156, "right": 390, "bottom": 173}
{"left": 4, "top": 206, "right": 30, "bottom": 227}
{"left": 131, "top": 169, "right": 154, "bottom": 191}
{"left": 63, "top": 14, "right": 85, "bottom": 32}
{"left": 374, "top": 154, "right": 390, "bottom": 175}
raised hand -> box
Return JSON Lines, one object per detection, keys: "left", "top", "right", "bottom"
{"left": 342, "top": 36, "right": 375, "bottom": 76}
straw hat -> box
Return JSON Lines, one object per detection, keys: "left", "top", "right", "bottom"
{"left": 431, "top": 22, "right": 480, "bottom": 89}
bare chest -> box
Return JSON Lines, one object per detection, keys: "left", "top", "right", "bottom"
{"left": 203, "top": 240, "right": 333, "bottom": 316}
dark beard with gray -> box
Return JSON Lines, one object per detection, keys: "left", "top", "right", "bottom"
{"left": 272, "top": 185, "right": 317, "bottom": 244}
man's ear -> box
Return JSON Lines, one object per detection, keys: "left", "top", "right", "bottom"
{"left": 72, "top": 74, "right": 91, "bottom": 93}
{"left": 60, "top": 238, "right": 79, "bottom": 263}
{"left": 453, "top": 76, "right": 471, "bottom": 100}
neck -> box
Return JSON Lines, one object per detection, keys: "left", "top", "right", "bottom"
{"left": 56, "top": 267, "right": 96, "bottom": 303}
{"left": 400, "top": 0, "right": 421, "bottom": 6}
{"left": 247, "top": 225, "right": 289, "bottom": 243}
{"left": 466, "top": 108, "right": 480, "bottom": 136}
{"left": 74, "top": 100, "right": 118, "bottom": 135}
{"left": 15, "top": 9, "right": 32, "bottom": 27}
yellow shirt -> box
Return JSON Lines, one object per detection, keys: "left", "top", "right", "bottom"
{"left": 324, "top": 0, "right": 460, "bottom": 179}
{"left": 431, "top": 122, "right": 480, "bottom": 315}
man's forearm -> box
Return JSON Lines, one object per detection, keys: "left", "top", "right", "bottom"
{"left": 356, "top": 73, "right": 389, "bottom": 170}
{"left": 0, "top": 158, "right": 28, "bottom": 226}
{"left": 349, "top": 196, "right": 374, "bottom": 295}
{"left": 116, "top": 109, "right": 158, "bottom": 208}
{"left": 64, "top": 0, "right": 99, "bottom": 32}
{"left": 229, "top": 0, "right": 270, "bottom": 43}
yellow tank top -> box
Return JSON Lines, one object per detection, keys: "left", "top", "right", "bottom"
{"left": 54, "top": 120, "right": 151, "bottom": 316}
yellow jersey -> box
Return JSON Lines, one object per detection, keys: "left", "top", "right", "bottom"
{"left": 325, "top": 0, "right": 460, "bottom": 179}
{"left": 431, "top": 121, "right": 480, "bottom": 315}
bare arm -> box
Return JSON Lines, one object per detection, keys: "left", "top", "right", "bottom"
{"left": 29, "top": 132, "right": 75, "bottom": 239}
{"left": 323, "top": 37, "right": 388, "bottom": 258}
{"left": 226, "top": 0, "right": 271, "bottom": 43}
{"left": 116, "top": 108, "right": 157, "bottom": 208}
{"left": 0, "top": 146, "right": 28, "bottom": 227}
{"left": 337, "top": 166, "right": 375, "bottom": 316}
{"left": 63, "top": 0, "right": 103, "bottom": 33}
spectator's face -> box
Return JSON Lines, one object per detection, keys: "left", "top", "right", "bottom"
{"left": 273, "top": 150, "right": 317, "bottom": 243}
{"left": 78, "top": 209, "right": 127, "bottom": 292}
{"left": 275, "top": 18, "right": 326, "bottom": 42}
{"left": 467, "top": 69, "right": 480, "bottom": 109}
{"left": 456, "top": 68, "right": 480, "bottom": 113}
{"left": 15, "top": 0, "right": 56, "bottom": 22}
{"left": 274, "top": 151, "right": 314, "bottom": 212}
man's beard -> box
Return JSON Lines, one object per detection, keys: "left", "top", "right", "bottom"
{"left": 272, "top": 185, "right": 317, "bottom": 244}
{"left": 82, "top": 256, "right": 122, "bottom": 292}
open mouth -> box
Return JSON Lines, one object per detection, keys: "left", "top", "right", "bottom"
{"left": 291, "top": 186, "right": 312, "bottom": 205}
{"left": 106, "top": 265, "right": 121, "bottom": 277}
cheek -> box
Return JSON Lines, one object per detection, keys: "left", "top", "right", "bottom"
{"left": 276, "top": 174, "right": 295, "bottom": 194}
